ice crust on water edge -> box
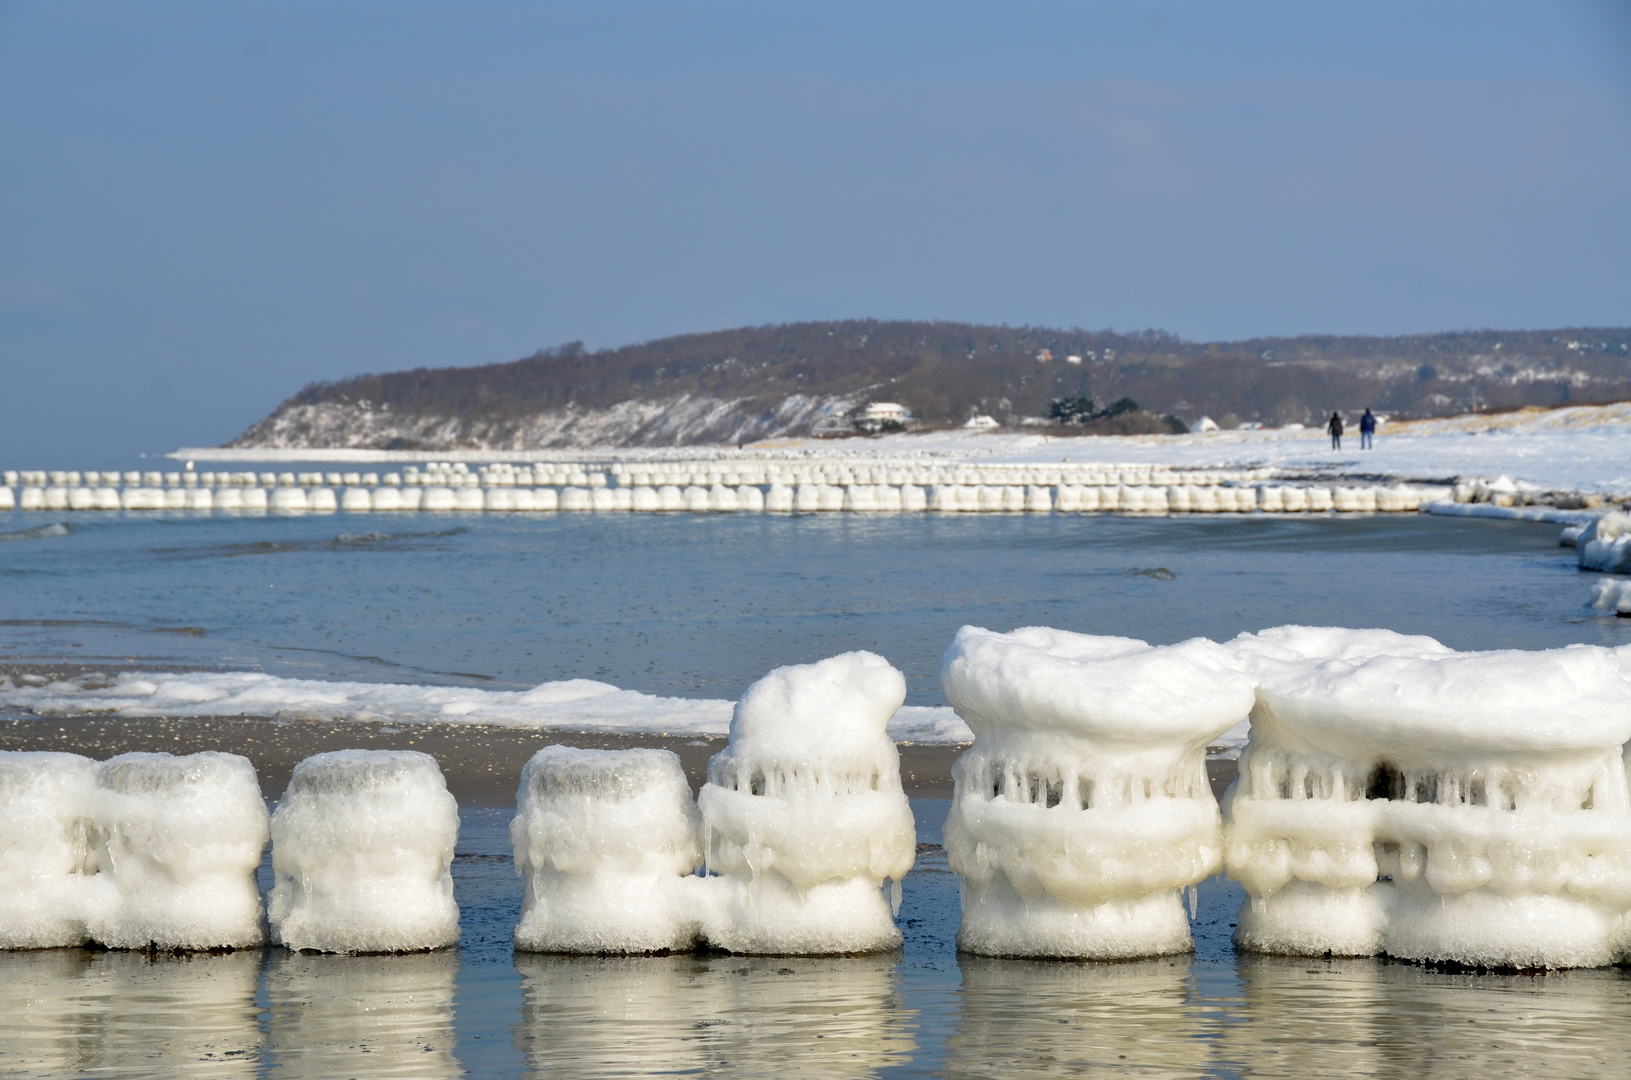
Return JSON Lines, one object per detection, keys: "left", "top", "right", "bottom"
{"left": 1580, "top": 511, "right": 1631, "bottom": 573}
{"left": 511, "top": 652, "right": 917, "bottom": 955}
{"left": 940, "top": 626, "right": 1255, "bottom": 959}
{"left": 1590, "top": 577, "right": 1631, "bottom": 615}
{"left": 1224, "top": 625, "right": 1631, "bottom": 968}
{"left": 268, "top": 750, "right": 460, "bottom": 953}
{"left": 0, "top": 670, "right": 973, "bottom": 744}
{"left": 0, "top": 750, "right": 267, "bottom": 950}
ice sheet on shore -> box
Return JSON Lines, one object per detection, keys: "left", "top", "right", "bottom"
{"left": 0, "top": 671, "right": 975, "bottom": 743}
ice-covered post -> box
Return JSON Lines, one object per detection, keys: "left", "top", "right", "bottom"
{"left": 1225, "top": 627, "right": 1631, "bottom": 968}
{"left": 268, "top": 750, "right": 460, "bottom": 953}
{"left": 1578, "top": 511, "right": 1631, "bottom": 573}
{"left": 0, "top": 751, "right": 100, "bottom": 948}
{"left": 511, "top": 746, "right": 704, "bottom": 953}
{"left": 87, "top": 752, "right": 269, "bottom": 950}
{"left": 941, "top": 626, "right": 1254, "bottom": 958}
{"left": 696, "top": 652, "right": 917, "bottom": 954}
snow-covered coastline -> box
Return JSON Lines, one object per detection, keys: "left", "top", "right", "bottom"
{"left": 173, "top": 401, "right": 1631, "bottom": 499}
{"left": 0, "top": 671, "right": 974, "bottom": 745}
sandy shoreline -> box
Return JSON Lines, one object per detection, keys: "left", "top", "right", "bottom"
{"left": 0, "top": 713, "right": 972, "bottom": 803}
{"left": 0, "top": 712, "right": 1239, "bottom": 805}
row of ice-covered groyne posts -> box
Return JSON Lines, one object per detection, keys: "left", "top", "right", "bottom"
{"left": 10, "top": 633, "right": 1631, "bottom": 970}
{"left": 0, "top": 461, "right": 1452, "bottom": 514}
{"left": 937, "top": 625, "right": 1631, "bottom": 969}
{"left": 0, "top": 654, "right": 914, "bottom": 956}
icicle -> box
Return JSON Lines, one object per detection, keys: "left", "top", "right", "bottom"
{"left": 1188, "top": 885, "right": 1198, "bottom": 920}
{"left": 891, "top": 877, "right": 903, "bottom": 918}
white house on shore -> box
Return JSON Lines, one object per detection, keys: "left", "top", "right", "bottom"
{"left": 963, "top": 414, "right": 1000, "bottom": 430}
{"left": 862, "top": 402, "right": 911, "bottom": 424}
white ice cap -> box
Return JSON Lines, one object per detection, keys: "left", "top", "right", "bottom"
{"left": 942, "top": 625, "right": 1256, "bottom": 745}
{"left": 1231, "top": 626, "right": 1631, "bottom": 759}
{"left": 728, "top": 651, "right": 905, "bottom": 757}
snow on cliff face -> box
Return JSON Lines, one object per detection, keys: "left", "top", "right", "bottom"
{"left": 230, "top": 392, "right": 863, "bottom": 450}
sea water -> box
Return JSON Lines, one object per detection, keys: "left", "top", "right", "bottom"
{"left": 3, "top": 508, "right": 1631, "bottom": 1076}
{"left": 2, "top": 508, "right": 1623, "bottom": 701}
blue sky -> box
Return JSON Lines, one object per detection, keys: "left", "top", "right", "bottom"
{"left": 2, "top": 1, "right": 1628, "bottom": 459}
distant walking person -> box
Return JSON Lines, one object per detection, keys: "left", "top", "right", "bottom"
{"left": 1360, "top": 408, "right": 1376, "bottom": 449}
{"left": 1327, "top": 411, "right": 1344, "bottom": 450}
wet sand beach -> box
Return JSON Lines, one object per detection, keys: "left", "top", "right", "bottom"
{"left": 0, "top": 709, "right": 1238, "bottom": 804}
{"left": 0, "top": 712, "right": 967, "bottom": 802}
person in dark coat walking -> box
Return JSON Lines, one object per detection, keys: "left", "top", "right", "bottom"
{"left": 1359, "top": 408, "right": 1376, "bottom": 449}
{"left": 1327, "top": 411, "right": 1344, "bottom": 450}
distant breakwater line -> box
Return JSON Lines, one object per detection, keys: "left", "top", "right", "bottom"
{"left": 1, "top": 460, "right": 1450, "bottom": 516}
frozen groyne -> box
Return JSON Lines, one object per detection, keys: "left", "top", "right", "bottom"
{"left": 512, "top": 746, "right": 706, "bottom": 953}
{"left": 510, "top": 652, "right": 917, "bottom": 955}
{"left": 696, "top": 652, "right": 917, "bottom": 954}
{"left": 940, "top": 626, "right": 1255, "bottom": 959}
{"left": 0, "top": 461, "right": 1453, "bottom": 518}
{"left": 935, "top": 622, "right": 1631, "bottom": 967}
{"left": 268, "top": 750, "right": 460, "bottom": 953}
{"left": 1579, "top": 511, "right": 1631, "bottom": 573}
{"left": 9, "top": 630, "right": 1631, "bottom": 968}
{"left": 1224, "top": 627, "right": 1631, "bottom": 969}
{"left": 0, "top": 750, "right": 267, "bottom": 950}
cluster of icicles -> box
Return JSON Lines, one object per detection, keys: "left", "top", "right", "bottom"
{"left": 0, "top": 460, "right": 1448, "bottom": 515}
{"left": 6, "top": 626, "right": 1629, "bottom": 969}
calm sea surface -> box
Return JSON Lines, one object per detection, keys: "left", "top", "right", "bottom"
{"left": 2, "top": 505, "right": 1629, "bottom": 1077}
{"left": 1, "top": 506, "right": 1620, "bottom": 701}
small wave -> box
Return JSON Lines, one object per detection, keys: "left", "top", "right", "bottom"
{"left": 332, "top": 527, "right": 468, "bottom": 546}
{"left": 0, "top": 522, "right": 71, "bottom": 542}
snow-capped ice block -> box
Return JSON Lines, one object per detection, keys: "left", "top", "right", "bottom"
{"left": 1591, "top": 578, "right": 1631, "bottom": 614}
{"left": 1225, "top": 626, "right": 1631, "bottom": 968}
{"left": 87, "top": 752, "right": 268, "bottom": 950}
{"left": 0, "top": 752, "right": 101, "bottom": 948}
{"left": 941, "top": 626, "right": 1254, "bottom": 959}
{"left": 269, "top": 486, "right": 309, "bottom": 513}
{"left": 1579, "top": 512, "right": 1631, "bottom": 573}
{"left": 511, "top": 745, "right": 703, "bottom": 953}
{"left": 764, "top": 483, "right": 794, "bottom": 512}
{"left": 269, "top": 750, "right": 459, "bottom": 953}
{"left": 697, "top": 652, "right": 916, "bottom": 954}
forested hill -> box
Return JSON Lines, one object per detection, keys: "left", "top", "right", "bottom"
{"left": 231, "top": 320, "right": 1631, "bottom": 450}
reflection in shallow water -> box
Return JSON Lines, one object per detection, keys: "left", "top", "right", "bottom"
{"left": 1228, "top": 954, "right": 1631, "bottom": 1078}
{"left": 515, "top": 953, "right": 915, "bottom": 1078}
{"left": 8, "top": 825, "right": 1631, "bottom": 1078}
{"left": 948, "top": 955, "right": 1214, "bottom": 1078}
{"left": 266, "top": 950, "right": 459, "bottom": 1079}
{"left": 0, "top": 949, "right": 261, "bottom": 1079}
